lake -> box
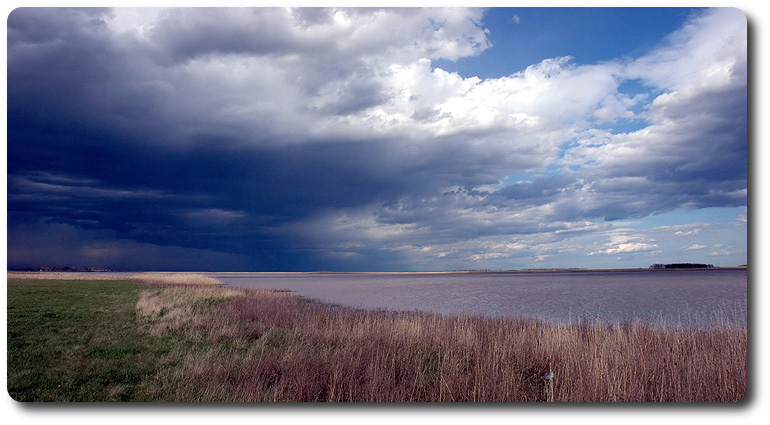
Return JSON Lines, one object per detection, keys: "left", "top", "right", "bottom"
{"left": 211, "top": 269, "right": 747, "bottom": 328}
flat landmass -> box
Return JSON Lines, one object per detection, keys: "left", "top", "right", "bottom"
{"left": 6, "top": 272, "right": 747, "bottom": 402}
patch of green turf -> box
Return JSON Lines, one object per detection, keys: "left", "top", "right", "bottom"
{"left": 7, "top": 279, "right": 180, "bottom": 401}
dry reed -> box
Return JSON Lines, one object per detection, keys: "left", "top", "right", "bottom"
{"left": 6, "top": 271, "right": 128, "bottom": 280}
{"left": 131, "top": 273, "right": 223, "bottom": 286}
{"left": 136, "top": 284, "right": 747, "bottom": 402}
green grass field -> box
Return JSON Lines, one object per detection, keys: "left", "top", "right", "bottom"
{"left": 7, "top": 278, "right": 181, "bottom": 401}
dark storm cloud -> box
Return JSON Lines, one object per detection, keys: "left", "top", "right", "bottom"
{"left": 6, "top": 7, "right": 747, "bottom": 270}
{"left": 7, "top": 7, "right": 111, "bottom": 44}
{"left": 7, "top": 132, "right": 413, "bottom": 268}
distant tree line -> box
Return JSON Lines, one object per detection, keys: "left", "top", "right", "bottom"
{"left": 9, "top": 266, "right": 112, "bottom": 272}
{"left": 649, "top": 263, "right": 715, "bottom": 269}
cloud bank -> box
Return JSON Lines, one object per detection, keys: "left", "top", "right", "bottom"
{"left": 7, "top": 7, "right": 747, "bottom": 270}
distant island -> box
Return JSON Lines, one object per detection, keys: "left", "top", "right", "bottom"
{"left": 649, "top": 263, "right": 715, "bottom": 269}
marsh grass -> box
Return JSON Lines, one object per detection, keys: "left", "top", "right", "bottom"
{"left": 7, "top": 277, "right": 746, "bottom": 402}
{"left": 137, "top": 284, "right": 747, "bottom": 402}
{"left": 130, "top": 272, "right": 223, "bottom": 286}
{"left": 6, "top": 271, "right": 126, "bottom": 280}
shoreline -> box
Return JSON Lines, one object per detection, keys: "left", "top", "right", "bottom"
{"left": 7, "top": 266, "right": 747, "bottom": 280}
{"left": 208, "top": 266, "right": 748, "bottom": 275}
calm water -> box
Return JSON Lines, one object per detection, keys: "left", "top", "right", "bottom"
{"left": 212, "top": 269, "right": 747, "bottom": 328}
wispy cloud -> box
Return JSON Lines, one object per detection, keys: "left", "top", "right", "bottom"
{"left": 685, "top": 244, "right": 708, "bottom": 250}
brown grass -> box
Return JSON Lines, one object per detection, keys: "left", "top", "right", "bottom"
{"left": 6, "top": 271, "right": 128, "bottom": 280}
{"left": 135, "top": 284, "right": 746, "bottom": 402}
{"left": 130, "top": 273, "right": 223, "bottom": 286}
{"left": 5, "top": 271, "right": 223, "bottom": 285}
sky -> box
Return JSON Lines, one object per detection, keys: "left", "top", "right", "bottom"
{"left": 5, "top": 6, "right": 748, "bottom": 272}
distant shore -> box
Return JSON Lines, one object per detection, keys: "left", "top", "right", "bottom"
{"left": 7, "top": 266, "right": 747, "bottom": 280}
{"left": 206, "top": 266, "right": 747, "bottom": 275}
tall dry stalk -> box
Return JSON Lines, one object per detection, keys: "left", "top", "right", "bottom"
{"left": 136, "top": 285, "right": 746, "bottom": 402}
{"left": 131, "top": 273, "right": 223, "bottom": 286}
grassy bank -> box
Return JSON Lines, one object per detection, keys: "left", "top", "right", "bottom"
{"left": 7, "top": 276, "right": 746, "bottom": 402}
{"left": 7, "top": 278, "right": 177, "bottom": 401}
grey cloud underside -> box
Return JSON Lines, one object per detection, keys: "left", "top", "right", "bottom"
{"left": 7, "top": 8, "right": 747, "bottom": 270}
